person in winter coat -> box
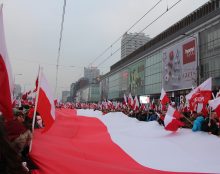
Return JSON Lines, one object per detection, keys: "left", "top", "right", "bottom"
{"left": 192, "top": 116, "right": 205, "bottom": 132}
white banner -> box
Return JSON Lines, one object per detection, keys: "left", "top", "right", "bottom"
{"left": 139, "top": 95, "right": 150, "bottom": 104}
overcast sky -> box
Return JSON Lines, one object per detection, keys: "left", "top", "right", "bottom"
{"left": 0, "top": 0, "right": 209, "bottom": 99}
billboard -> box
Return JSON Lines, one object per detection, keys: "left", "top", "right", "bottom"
{"left": 162, "top": 38, "right": 197, "bottom": 91}
{"left": 129, "top": 60, "right": 145, "bottom": 95}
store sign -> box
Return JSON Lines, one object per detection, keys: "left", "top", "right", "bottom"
{"left": 183, "top": 40, "right": 196, "bottom": 64}
{"left": 162, "top": 38, "right": 197, "bottom": 91}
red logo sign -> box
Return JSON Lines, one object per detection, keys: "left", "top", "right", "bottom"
{"left": 182, "top": 40, "right": 196, "bottom": 64}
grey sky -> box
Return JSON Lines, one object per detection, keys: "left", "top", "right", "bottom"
{"left": 0, "top": 0, "right": 209, "bottom": 99}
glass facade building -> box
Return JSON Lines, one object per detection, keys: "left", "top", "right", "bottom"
{"left": 99, "top": 0, "right": 220, "bottom": 101}
{"left": 108, "top": 73, "right": 120, "bottom": 99}
{"left": 200, "top": 22, "right": 220, "bottom": 89}
{"left": 144, "top": 51, "right": 162, "bottom": 95}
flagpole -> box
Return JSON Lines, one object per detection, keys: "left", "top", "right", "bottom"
{"left": 31, "top": 66, "right": 41, "bottom": 131}
{"left": 208, "top": 105, "right": 212, "bottom": 126}
{"left": 29, "top": 66, "right": 42, "bottom": 152}
{"left": 182, "top": 115, "right": 193, "bottom": 125}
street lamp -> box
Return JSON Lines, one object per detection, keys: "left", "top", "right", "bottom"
{"left": 181, "top": 33, "right": 199, "bottom": 86}
{"left": 13, "top": 73, "right": 22, "bottom": 98}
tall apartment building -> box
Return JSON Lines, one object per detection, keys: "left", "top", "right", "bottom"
{"left": 84, "top": 67, "right": 100, "bottom": 83}
{"left": 62, "top": 90, "right": 70, "bottom": 103}
{"left": 121, "top": 32, "right": 150, "bottom": 59}
{"left": 14, "top": 84, "right": 22, "bottom": 98}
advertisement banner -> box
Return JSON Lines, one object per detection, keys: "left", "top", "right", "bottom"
{"left": 162, "top": 38, "right": 197, "bottom": 91}
{"left": 129, "top": 60, "right": 145, "bottom": 95}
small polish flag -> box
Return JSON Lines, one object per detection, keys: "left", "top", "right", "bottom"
{"left": 128, "top": 93, "right": 134, "bottom": 107}
{"left": 164, "top": 105, "right": 184, "bottom": 131}
{"left": 160, "top": 88, "right": 170, "bottom": 105}
{"left": 36, "top": 70, "right": 56, "bottom": 132}
{"left": 133, "top": 96, "right": 140, "bottom": 111}
{"left": 123, "top": 94, "right": 127, "bottom": 105}
{"left": 209, "top": 97, "right": 220, "bottom": 118}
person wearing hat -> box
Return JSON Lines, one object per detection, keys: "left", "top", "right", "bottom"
{"left": 5, "top": 110, "right": 32, "bottom": 156}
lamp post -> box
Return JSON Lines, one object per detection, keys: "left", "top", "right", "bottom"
{"left": 13, "top": 73, "right": 22, "bottom": 98}
{"left": 181, "top": 33, "right": 199, "bottom": 86}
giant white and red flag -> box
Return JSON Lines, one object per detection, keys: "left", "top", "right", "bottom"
{"left": 0, "top": 5, "right": 14, "bottom": 121}
{"left": 30, "top": 109, "right": 220, "bottom": 174}
{"left": 36, "top": 70, "right": 56, "bottom": 132}
{"left": 186, "top": 77, "right": 212, "bottom": 112}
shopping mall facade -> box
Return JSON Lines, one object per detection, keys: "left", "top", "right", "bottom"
{"left": 99, "top": 0, "right": 220, "bottom": 105}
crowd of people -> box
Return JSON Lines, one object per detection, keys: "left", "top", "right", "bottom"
{"left": 0, "top": 104, "right": 42, "bottom": 174}
{"left": 75, "top": 101, "right": 220, "bottom": 136}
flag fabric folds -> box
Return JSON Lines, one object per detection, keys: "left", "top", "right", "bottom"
{"left": 30, "top": 109, "right": 220, "bottom": 174}
{"left": 0, "top": 6, "right": 14, "bottom": 121}
{"left": 33, "top": 77, "right": 38, "bottom": 93}
{"left": 36, "top": 71, "right": 55, "bottom": 132}
{"left": 123, "top": 94, "right": 127, "bottom": 105}
{"left": 186, "top": 77, "right": 212, "bottom": 113}
{"left": 128, "top": 93, "right": 134, "bottom": 107}
{"left": 209, "top": 97, "right": 220, "bottom": 117}
{"left": 133, "top": 95, "right": 140, "bottom": 111}
{"left": 160, "top": 88, "right": 170, "bottom": 105}
{"left": 164, "top": 105, "right": 184, "bottom": 131}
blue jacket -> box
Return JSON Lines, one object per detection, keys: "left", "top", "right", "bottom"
{"left": 192, "top": 116, "right": 205, "bottom": 132}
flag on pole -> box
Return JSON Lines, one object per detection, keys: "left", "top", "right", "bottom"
{"left": 123, "top": 94, "right": 127, "bottom": 105}
{"left": 33, "top": 77, "right": 38, "bottom": 93}
{"left": 186, "top": 77, "right": 212, "bottom": 113}
{"left": 0, "top": 5, "right": 14, "bottom": 121}
{"left": 128, "top": 93, "right": 134, "bottom": 107}
{"left": 133, "top": 96, "right": 140, "bottom": 111}
{"left": 140, "top": 103, "right": 146, "bottom": 111}
{"left": 164, "top": 105, "right": 184, "bottom": 131}
{"left": 36, "top": 70, "right": 56, "bottom": 132}
{"left": 160, "top": 88, "right": 170, "bottom": 105}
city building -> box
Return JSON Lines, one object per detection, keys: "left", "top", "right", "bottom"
{"left": 62, "top": 91, "right": 70, "bottom": 103}
{"left": 67, "top": 82, "right": 75, "bottom": 102}
{"left": 121, "top": 32, "right": 150, "bottom": 59}
{"left": 84, "top": 67, "right": 100, "bottom": 83}
{"left": 100, "top": 0, "right": 220, "bottom": 105}
{"left": 75, "top": 84, "right": 100, "bottom": 103}
{"left": 71, "top": 78, "right": 89, "bottom": 102}
{"left": 70, "top": 83, "right": 75, "bottom": 97}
